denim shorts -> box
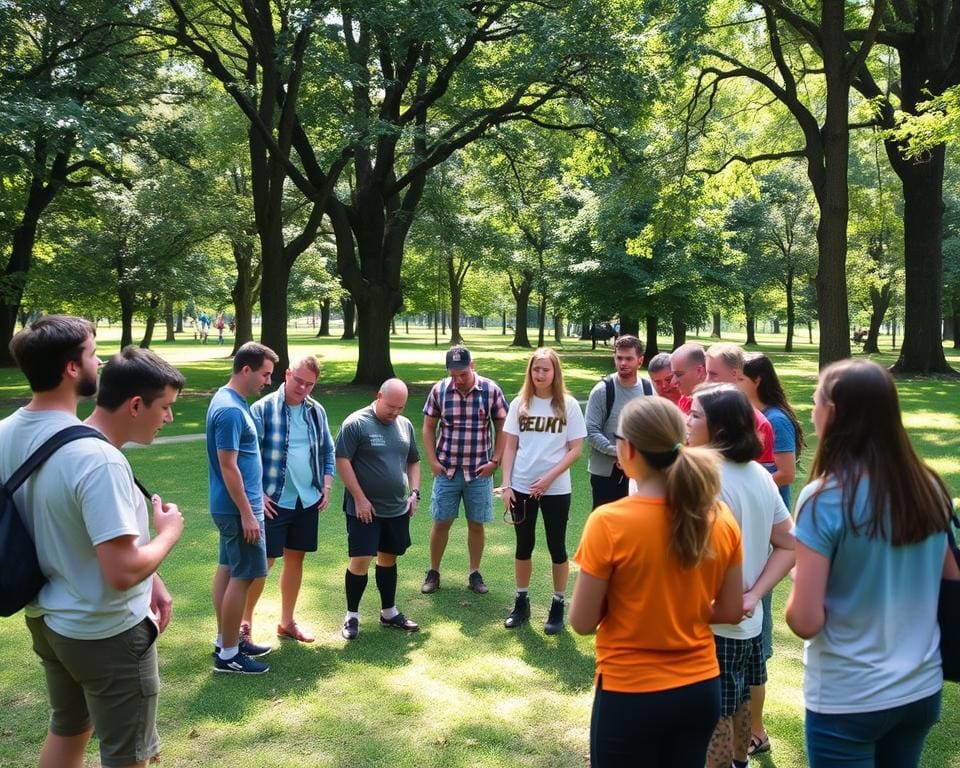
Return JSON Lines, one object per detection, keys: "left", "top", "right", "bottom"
{"left": 429, "top": 469, "right": 493, "bottom": 523}
{"left": 213, "top": 513, "right": 268, "bottom": 579}
{"left": 26, "top": 616, "right": 160, "bottom": 767}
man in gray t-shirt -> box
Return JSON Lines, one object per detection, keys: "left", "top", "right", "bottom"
{"left": 335, "top": 378, "right": 421, "bottom": 640}
{"left": 584, "top": 335, "right": 652, "bottom": 508}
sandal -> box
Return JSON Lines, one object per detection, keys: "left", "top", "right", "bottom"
{"left": 277, "top": 622, "right": 315, "bottom": 643}
{"left": 748, "top": 732, "right": 771, "bottom": 756}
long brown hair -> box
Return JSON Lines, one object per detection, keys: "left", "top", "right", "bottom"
{"left": 742, "top": 352, "right": 805, "bottom": 455}
{"left": 619, "top": 397, "right": 722, "bottom": 568}
{"left": 517, "top": 348, "right": 567, "bottom": 420}
{"left": 801, "top": 359, "right": 950, "bottom": 544}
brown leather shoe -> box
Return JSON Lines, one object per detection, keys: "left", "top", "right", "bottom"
{"left": 277, "top": 622, "right": 315, "bottom": 643}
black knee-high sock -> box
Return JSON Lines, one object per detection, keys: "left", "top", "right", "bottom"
{"left": 345, "top": 569, "right": 368, "bottom": 612}
{"left": 375, "top": 564, "right": 397, "bottom": 609}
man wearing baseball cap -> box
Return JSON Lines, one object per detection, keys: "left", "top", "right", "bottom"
{"left": 421, "top": 346, "right": 509, "bottom": 595}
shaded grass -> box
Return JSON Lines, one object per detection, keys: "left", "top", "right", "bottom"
{"left": 0, "top": 327, "right": 958, "bottom": 767}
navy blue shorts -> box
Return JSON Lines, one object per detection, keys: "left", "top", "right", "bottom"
{"left": 265, "top": 499, "right": 320, "bottom": 558}
{"left": 345, "top": 513, "right": 411, "bottom": 557}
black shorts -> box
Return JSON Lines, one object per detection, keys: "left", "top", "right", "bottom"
{"left": 265, "top": 499, "right": 321, "bottom": 558}
{"left": 345, "top": 512, "right": 411, "bottom": 557}
{"left": 714, "top": 634, "right": 767, "bottom": 717}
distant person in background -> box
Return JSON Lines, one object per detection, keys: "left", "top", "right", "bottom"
{"left": 216, "top": 313, "right": 225, "bottom": 345}
{"left": 500, "top": 348, "right": 586, "bottom": 634}
{"left": 570, "top": 396, "right": 744, "bottom": 767}
{"left": 685, "top": 384, "right": 795, "bottom": 768}
{"left": 648, "top": 352, "right": 681, "bottom": 405}
{"left": 739, "top": 351, "right": 805, "bottom": 755}
{"left": 786, "top": 359, "right": 952, "bottom": 768}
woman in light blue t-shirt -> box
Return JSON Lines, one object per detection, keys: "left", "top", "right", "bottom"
{"left": 786, "top": 359, "right": 952, "bottom": 768}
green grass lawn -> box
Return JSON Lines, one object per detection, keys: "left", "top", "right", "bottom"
{"left": 0, "top": 326, "right": 958, "bottom": 767}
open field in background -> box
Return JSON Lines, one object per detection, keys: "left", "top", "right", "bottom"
{"left": 0, "top": 325, "right": 958, "bottom": 767}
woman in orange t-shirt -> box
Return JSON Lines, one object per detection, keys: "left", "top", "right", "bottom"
{"left": 571, "top": 396, "right": 744, "bottom": 768}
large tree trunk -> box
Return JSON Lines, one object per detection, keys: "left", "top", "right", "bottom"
{"left": 710, "top": 311, "right": 721, "bottom": 338}
{"left": 176, "top": 307, "right": 184, "bottom": 334}
{"left": 671, "top": 314, "right": 686, "bottom": 349}
{"left": 164, "top": 298, "right": 176, "bottom": 342}
{"left": 890, "top": 144, "right": 950, "bottom": 373}
{"left": 354, "top": 285, "right": 398, "bottom": 384}
{"left": 644, "top": 315, "right": 660, "bottom": 362}
{"left": 317, "top": 298, "right": 331, "bottom": 336}
{"left": 510, "top": 275, "right": 533, "bottom": 348}
{"left": 258, "top": 241, "right": 292, "bottom": 384}
{"left": 230, "top": 238, "right": 258, "bottom": 356}
{"left": 119, "top": 283, "right": 135, "bottom": 349}
{"left": 140, "top": 294, "right": 161, "bottom": 349}
{"left": 340, "top": 297, "right": 356, "bottom": 340}
{"left": 784, "top": 267, "right": 795, "bottom": 352}
{"left": 812, "top": 0, "right": 853, "bottom": 368}
{"left": 619, "top": 316, "right": 640, "bottom": 337}
{"left": 502, "top": 310, "right": 507, "bottom": 336}
{"left": 863, "top": 282, "right": 891, "bottom": 354}
{"left": 553, "top": 313, "right": 562, "bottom": 344}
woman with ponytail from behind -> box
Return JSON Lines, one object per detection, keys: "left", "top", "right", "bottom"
{"left": 786, "top": 359, "right": 953, "bottom": 767}
{"left": 570, "top": 396, "right": 744, "bottom": 768}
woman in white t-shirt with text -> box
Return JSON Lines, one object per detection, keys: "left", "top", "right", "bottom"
{"left": 501, "top": 348, "right": 587, "bottom": 635}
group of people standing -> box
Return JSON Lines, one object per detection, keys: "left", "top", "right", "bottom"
{"left": 1, "top": 314, "right": 956, "bottom": 768}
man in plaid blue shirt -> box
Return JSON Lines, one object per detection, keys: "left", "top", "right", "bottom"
{"left": 421, "top": 346, "right": 508, "bottom": 595}
{"left": 241, "top": 356, "right": 335, "bottom": 644}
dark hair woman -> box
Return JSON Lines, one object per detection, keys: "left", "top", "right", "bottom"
{"left": 786, "top": 359, "right": 953, "bottom": 768}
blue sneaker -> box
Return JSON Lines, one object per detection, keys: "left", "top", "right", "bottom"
{"left": 213, "top": 639, "right": 271, "bottom": 658}
{"left": 213, "top": 652, "right": 269, "bottom": 675}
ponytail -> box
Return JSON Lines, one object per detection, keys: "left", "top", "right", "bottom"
{"left": 619, "top": 397, "right": 722, "bottom": 568}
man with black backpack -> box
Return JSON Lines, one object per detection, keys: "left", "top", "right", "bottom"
{"left": 584, "top": 334, "right": 652, "bottom": 508}
{"left": 0, "top": 318, "right": 185, "bottom": 768}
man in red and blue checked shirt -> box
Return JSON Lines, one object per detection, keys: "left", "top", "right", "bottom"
{"left": 421, "top": 346, "right": 508, "bottom": 596}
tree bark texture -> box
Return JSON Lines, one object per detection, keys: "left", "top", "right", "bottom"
{"left": 644, "top": 315, "right": 660, "bottom": 362}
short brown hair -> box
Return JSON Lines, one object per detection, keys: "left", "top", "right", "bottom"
{"left": 233, "top": 342, "right": 279, "bottom": 373}
{"left": 614, "top": 335, "right": 644, "bottom": 357}
{"left": 9, "top": 315, "right": 95, "bottom": 393}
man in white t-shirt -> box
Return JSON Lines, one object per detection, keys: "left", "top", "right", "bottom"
{"left": 0, "top": 321, "right": 185, "bottom": 768}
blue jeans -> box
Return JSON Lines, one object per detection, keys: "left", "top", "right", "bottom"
{"left": 805, "top": 691, "right": 942, "bottom": 768}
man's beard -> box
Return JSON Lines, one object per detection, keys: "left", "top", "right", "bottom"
{"left": 77, "top": 371, "right": 98, "bottom": 398}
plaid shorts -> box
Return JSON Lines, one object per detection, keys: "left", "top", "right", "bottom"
{"left": 714, "top": 634, "right": 767, "bottom": 717}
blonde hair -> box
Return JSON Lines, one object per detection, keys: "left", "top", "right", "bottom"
{"left": 518, "top": 348, "right": 567, "bottom": 420}
{"left": 705, "top": 342, "right": 744, "bottom": 374}
{"left": 619, "top": 397, "right": 722, "bottom": 568}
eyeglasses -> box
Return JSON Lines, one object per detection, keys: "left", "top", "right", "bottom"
{"left": 494, "top": 487, "right": 527, "bottom": 525}
{"left": 613, "top": 432, "right": 625, "bottom": 441}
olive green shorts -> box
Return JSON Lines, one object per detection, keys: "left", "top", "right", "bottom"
{"left": 26, "top": 615, "right": 160, "bottom": 767}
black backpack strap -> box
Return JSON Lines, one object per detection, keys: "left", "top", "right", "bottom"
{"left": 603, "top": 375, "right": 614, "bottom": 425}
{"left": 134, "top": 478, "right": 152, "bottom": 500}
{"left": 641, "top": 377, "right": 653, "bottom": 396}
{"left": 4, "top": 425, "right": 107, "bottom": 494}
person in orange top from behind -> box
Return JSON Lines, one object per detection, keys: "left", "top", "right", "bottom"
{"left": 570, "top": 396, "right": 744, "bottom": 768}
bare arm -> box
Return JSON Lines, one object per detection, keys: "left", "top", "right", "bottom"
{"left": 710, "top": 560, "right": 745, "bottom": 625}
{"left": 477, "top": 418, "right": 506, "bottom": 478}
{"left": 336, "top": 456, "right": 374, "bottom": 523}
{"left": 771, "top": 450, "right": 796, "bottom": 489}
{"left": 218, "top": 449, "right": 260, "bottom": 542}
{"left": 785, "top": 541, "right": 830, "bottom": 639}
{"left": 570, "top": 569, "right": 609, "bottom": 635}
{"left": 96, "top": 495, "right": 183, "bottom": 592}
{"left": 499, "top": 433, "right": 519, "bottom": 511}
{"left": 422, "top": 415, "right": 442, "bottom": 476}
{"left": 743, "top": 518, "right": 796, "bottom": 616}
{"left": 405, "top": 460, "right": 421, "bottom": 515}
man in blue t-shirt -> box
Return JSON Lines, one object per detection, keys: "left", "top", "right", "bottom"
{"left": 207, "top": 342, "right": 278, "bottom": 675}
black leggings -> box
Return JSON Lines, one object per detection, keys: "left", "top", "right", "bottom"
{"left": 591, "top": 675, "right": 721, "bottom": 768}
{"left": 511, "top": 491, "right": 570, "bottom": 563}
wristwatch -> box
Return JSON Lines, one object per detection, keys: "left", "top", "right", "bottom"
{"left": 410, "top": 489, "right": 421, "bottom": 500}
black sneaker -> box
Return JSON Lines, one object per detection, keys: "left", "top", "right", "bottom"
{"left": 421, "top": 569, "right": 440, "bottom": 594}
{"left": 504, "top": 594, "right": 530, "bottom": 629}
{"left": 213, "top": 639, "right": 272, "bottom": 658}
{"left": 379, "top": 612, "right": 420, "bottom": 632}
{"left": 544, "top": 597, "right": 565, "bottom": 635}
{"left": 468, "top": 571, "right": 489, "bottom": 594}
{"left": 342, "top": 617, "right": 359, "bottom": 641}
{"left": 212, "top": 652, "right": 270, "bottom": 675}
